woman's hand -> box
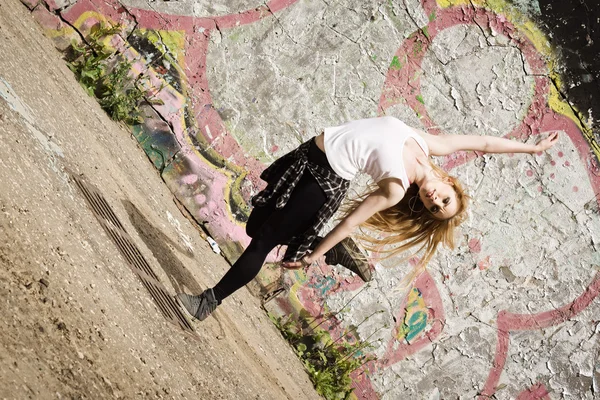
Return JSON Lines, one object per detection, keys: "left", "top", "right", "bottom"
{"left": 282, "top": 254, "right": 316, "bottom": 270}
{"left": 535, "top": 131, "right": 560, "bottom": 153}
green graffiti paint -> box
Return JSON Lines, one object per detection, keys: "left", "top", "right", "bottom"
{"left": 308, "top": 275, "right": 338, "bottom": 296}
{"left": 389, "top": 56, "right": 403, "bottom": 70}
{"left": 405, "top": 311, "right": 427, "bottom": 342}
{"left": 413, "top": 40, "right": 424, "bottom": 56}
{"left": 132, "top": 124, "right": 180, "bottom": 170}
{"left": 396, "top": 288, "right": 428, "bottom": 343}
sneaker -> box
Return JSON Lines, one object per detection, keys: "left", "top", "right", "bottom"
{"left": 177, "top": 289, "right": 219, "bottom": 321}
{"left": 325, "top": 237, "right": 372, "bottom": 282}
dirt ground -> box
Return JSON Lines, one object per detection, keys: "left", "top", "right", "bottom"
{"left": 0, "top": 1, "right": 320, "bottom": 398}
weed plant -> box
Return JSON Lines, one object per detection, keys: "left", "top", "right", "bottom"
{"left": 271, "top": 315, "right": 374, "bottom": 399}
{"left": 67, "top": 23, "right": 159, "bottom": 125}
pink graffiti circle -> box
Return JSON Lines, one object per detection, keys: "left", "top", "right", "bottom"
{"left": 378, "top": 2, "right": 600, "bottom": 398}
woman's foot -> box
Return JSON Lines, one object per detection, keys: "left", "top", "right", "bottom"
{"left": 324, "top": 238, "right": 372, "bottom": 282}
{"left": 177, "top": 289, "right": 219, "bottom": 321}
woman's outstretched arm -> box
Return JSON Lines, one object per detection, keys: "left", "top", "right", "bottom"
{"left": 418, "top": 130, "right": 559, "bottom": 156}
{"left": 282, "top": 179, "right": 405, "bottom": 269}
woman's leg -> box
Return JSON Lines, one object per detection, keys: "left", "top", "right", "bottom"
{"left": 178, "top": 170, "right": 327, "bottom": 321}
{"left": 311, "top": 236, "right": 373, "bottom": 282}
{"left": 211, "top": 236, "right": 279, "bottom": 301}
{"left": 213, "top": 171, "right": 327, "bottom": 302}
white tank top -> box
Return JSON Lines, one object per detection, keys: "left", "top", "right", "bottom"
{"left": 323, "top": 116, "right": 429, "bottom": 187}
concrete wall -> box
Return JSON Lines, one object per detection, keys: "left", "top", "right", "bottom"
{"left": 21, "top": 0, "right": 600, "bottom": 397}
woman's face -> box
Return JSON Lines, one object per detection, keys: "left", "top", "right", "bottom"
{"left": 418, "top": 178, "right": 458, "bottom": 219}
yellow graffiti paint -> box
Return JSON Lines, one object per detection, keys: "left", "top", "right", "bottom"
{"left": 436, "top": 0, "right": 472, "bottom": 8}
{"left": 396, "top": 288, "right": 428, "bottom": 342}
{"left": 548, "top": 73, "right": 579, "bottom": 127}
{"left": 72, "top": 11, "right": 110, "bottom": 33}
{"left": 288, "top": 278, "right": 321, "bottom": 321}
{"left": 44, "top": 25, "right": 77, "bottom": 39}
{"left": 138, "top": 29, "right": 187, "bottom": 68}
{"left": 70, "top": 12, "right": 125, "bottom": 53}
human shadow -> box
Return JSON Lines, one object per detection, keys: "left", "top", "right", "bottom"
{"left": 121, "top": 199, "right": 203, "bottom": 295}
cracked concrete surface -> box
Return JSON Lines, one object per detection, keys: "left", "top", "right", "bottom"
{"left": 12, "top": 0, "right": 600, "bottom": 398}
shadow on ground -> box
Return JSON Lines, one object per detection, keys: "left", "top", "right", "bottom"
{"left": 122, "top": 199, "right": 204, "bottom": 296}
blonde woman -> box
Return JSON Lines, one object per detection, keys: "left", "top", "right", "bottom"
{"left": 178, "top": 116, "right": 559, "bottom": 321}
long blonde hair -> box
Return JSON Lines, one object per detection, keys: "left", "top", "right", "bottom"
{"left": 343, "top": 162, "right": 469, "bottom": 270}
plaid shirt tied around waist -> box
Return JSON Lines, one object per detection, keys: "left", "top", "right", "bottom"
{"left": 252, "top": 139, "right": 350, "bottom": 262}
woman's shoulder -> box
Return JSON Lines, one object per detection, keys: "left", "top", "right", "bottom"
{"left": 377, "top": 115, "right": 403, "bottom": 124}
{"left": 352, "top": 115, "right": 402, "bottom": 125}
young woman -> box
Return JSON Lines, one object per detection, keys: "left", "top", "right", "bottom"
{"left": 178, "top": 116, "right": 559, "bottom": 321}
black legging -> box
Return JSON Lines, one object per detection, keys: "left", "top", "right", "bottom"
{"left": 212, "top": 141, "right": 329, "bottom": 302}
